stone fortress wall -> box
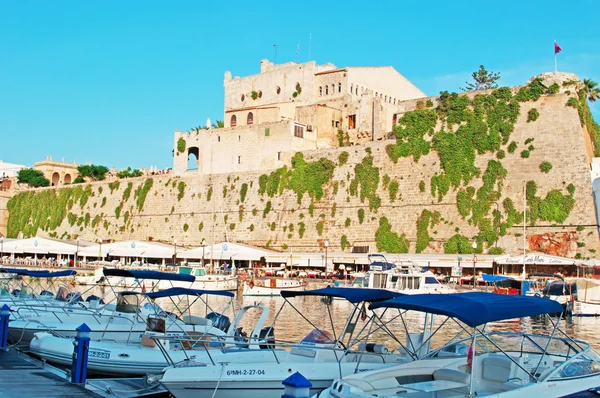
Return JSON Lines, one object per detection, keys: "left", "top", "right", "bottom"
{"left": 3, "top": 85, "right": 599, "bottom": 258}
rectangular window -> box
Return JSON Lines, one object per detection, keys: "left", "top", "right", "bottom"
{"left": 325, "top": 86, "right": 329, "bottom": 95}
{"left": 348, "top": 114, "right": 356, "bottom": 129}
{"left": 294, "top": 125, "right": 304, "bottom": 138}
{"left": 331, "top": 120, "right": 335, "bottom": 127}
{"left": 218, "top": 136, "right": 221, "bottom": 142}
{"left": 277, "top": 151, "right": 281, "bottom": 161}
{"left": 237, "top": 156, "right": 241, "bottom": 164}
{"left": 335, "top": 121, "right": 340, "bottom": 128}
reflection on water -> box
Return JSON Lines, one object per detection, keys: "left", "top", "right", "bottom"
{"left": 84, "top": 283, "right": 600, "bottom": 353}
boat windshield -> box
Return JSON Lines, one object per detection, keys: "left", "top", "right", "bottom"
{"left": 194, "top": 269, "right": 206, "bottom": 277}
{"left": 300, "top": 329, "right": 336, "bottom": 344}
{"left": 424, "top": 276, "right": 440, "bottom": 285}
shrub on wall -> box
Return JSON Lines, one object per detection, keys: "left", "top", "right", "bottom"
{"left": 539, "top": 161, "right": 553, "bottom": 173}
{"left": 340, "top": 235, "right": 350, "bottom": 251}
{"left": 177, "top": 181, "right": 186, "bottom": 201}
{"left": 17, "top": 169, "right": 49, "bottom": 187}
{"left": 527, "top": 108, "right": 539, "bottom": 122}
{"left": 177, "top": 138, "right": 186, "bottom": 154}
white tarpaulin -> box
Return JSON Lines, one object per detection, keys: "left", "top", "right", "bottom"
{"left": 79, "top": 240, "right": 176, "bottom": 259}
{"left": 179, "top": 242, "right": 277, "bottom": 261}
{"left": 1, "top": 237, "right": 78, "bottom": 255}
{"left": 494, "top": 252, "right": 575, "bottom": 266}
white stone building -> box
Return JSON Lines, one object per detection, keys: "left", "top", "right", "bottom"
{"left": 173, "top": 59, "right": 426, "bottom": 176}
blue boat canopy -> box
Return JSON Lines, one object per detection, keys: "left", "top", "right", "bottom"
{"left": 481, "top": 274, "right": 512, "bottom": 283}
{"left": 102, "top": 268, "right": 195, "bottom": 282}
{"left": 0, "top": 268, "right": 75, "bottom": 277}
{"left": 281, "top": 287, "right": 403, "bottom": 303}
{"left": 369, "top": 292, "right": 564, "bottom": 327}
{"left": 146, "top": 287, "right": 234, "bottom": 299}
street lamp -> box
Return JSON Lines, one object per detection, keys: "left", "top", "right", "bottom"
{"left": 201, "top": 239, "right": 206, "bottom": 269}
{"left": 98, "top": 239, "right": 103, "bottom": 263}
{"left": 0, "top": 237, "right": 3, "bottom": 265}
{"left": 325, "top": 240, "right": 329, "bottom": 274}
{"left": 472, "top": 241, "right": 478, "bottom": 289}
{"left": 76, "top": 238, "right": 80, "bottom": 268}
{"left": 174, "top": 239, "right": 178, "bottom": 265}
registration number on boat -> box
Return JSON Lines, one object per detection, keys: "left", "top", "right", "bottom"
{"left": 89, "top": 350, "right": 110, "bottom": 359}
{"left": 226, "top": 369, "right": 265, "bottom": 376}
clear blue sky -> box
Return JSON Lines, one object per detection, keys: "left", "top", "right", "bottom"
{"left": 1, "top": 0, "right": 598, "bottom": 170}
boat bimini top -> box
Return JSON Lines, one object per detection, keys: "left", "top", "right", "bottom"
{"left": 281, "top": 286, "right": 403, "bottom": 303}
{"left": 369, "top": 291, "right": 563, "bottom": 327}
{"left": 102, "top": 268, "right": 195, "bottom": 282}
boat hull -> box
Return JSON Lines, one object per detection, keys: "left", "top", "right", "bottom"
{"left": 242, "top": 280, "right": 306, "bottom": 296}
{"left": 161, "top": 361, "right": 393, "bottom": 398}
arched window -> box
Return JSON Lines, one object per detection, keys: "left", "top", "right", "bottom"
{"left": 375, "top": 92, "right": 378, "bottom": 98}
{"left": 350, "top": 83, "right": 353, "bottom": 94}
{"left": 319, "top": 86, "right": 323, "bottom": 96}
{"left": 230, "top": 115, "right": 237, "bottom": 127}
{"left": 393, "top": 99, "right": 396, "bottom": 105}
{"left": 331, "top": 84, "right": 335, "bottom": 94}
{"left": 326, "top": 86, "right": 329, "bottom": 95}
{"left": 247, "top": 112, "right": 253, "bottom": 125}
{"left": 338, "top": 83, "right": 342, "bottom": 93}
{"left": 393, "top": 114, "right": 397, "bottom": 125}
{"left": 355, "top": 86, "right": 359, "bottom": 95}
{"left": 384, "top": 95, "right": 387, "bottom": 102}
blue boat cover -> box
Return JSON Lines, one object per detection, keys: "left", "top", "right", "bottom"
{"left": 0, "top": 268, "right": 75, "bottom": 277}
{"left": 146, "top": 287, "right": 234, "bottom": 299}
{"left": 369, "top": 292, "right": 564, "bottom": 327}
{"left": 280, "top": 287, "right": 403, "bottom": 303}
{"left": 102, "top": 268, "right": 195, "bottom": 282}
{"left": 481, "top": 274, "right": 512, "bottom": 283}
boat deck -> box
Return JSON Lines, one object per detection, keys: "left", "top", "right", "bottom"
{"left": 0, "top": 349, "right": 102, "bottom": 398}
{"left": 0, "top": 349, "right": 167, "bottom": 398}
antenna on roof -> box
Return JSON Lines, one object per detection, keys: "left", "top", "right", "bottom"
{"left": 308, "top": 33, "right": 312, "bottom": 61}
{"left": 274, "top": 44, "right": 278, "bottom": 64}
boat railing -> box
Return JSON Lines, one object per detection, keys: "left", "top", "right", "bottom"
{"left": 151, "top": 332, "right": 401, "bottom": 370}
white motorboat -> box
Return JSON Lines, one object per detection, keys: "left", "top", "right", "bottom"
{"left": 573, "top": 278, "right": 600, "bottom": 316}
{"left": 367, "top": 254, "right": 456, "bottom": 294}
{"left": 159, "top": 287, "right": 429, "bottom": 398}
{"left": 30, "top": 287, "right": 273, "bottom": 376}
{"left": 8, "top": 269, "right": 227, "bottom": 344}
{"left": 242, "top": 277, "right": 306, "bottom": 296}
{"left": 320, "top": 292, "right": 600, "bottom": 398}
{"left": 159, "top": 265, "right": 238, "bottom": 291}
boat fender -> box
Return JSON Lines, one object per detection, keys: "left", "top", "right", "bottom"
{"left": 358, "top": 343, "right": 388, "bottom": 354}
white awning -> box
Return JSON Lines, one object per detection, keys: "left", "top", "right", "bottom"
{"left": 1, "top": 237, "right": 78, "bottom": 255}
{"left": 179, "top": 242, "right": 278, "bottom": 261}
{"left": 79, "top": 240, "right": 176, "bottom": 259}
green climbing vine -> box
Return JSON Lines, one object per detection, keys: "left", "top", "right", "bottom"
{"left": 134, "top": 178, "right": 153, "bottom": 212}
{"left": 416, "top": 210, "right": 440, "bottom": 253}
{"left": 349, "top": 155, "right": 381, "bottom": 211}
{"left": 375, "top": 217, "right": 409, "bottom": 253}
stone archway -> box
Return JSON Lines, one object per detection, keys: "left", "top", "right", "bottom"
{"left": 64, "top": 174, "right": 72, "bottom": 184}
{"left": 51, "top": 172, "right": 60, "bottom": 186}
{"left": 187, "top": 147, "right": 200, "bottom": 171}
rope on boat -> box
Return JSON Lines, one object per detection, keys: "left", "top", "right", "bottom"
{"left": 211, "top": 363, "right": 227, "bottom": 398}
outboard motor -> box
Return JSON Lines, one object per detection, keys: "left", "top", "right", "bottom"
{"left": 259, "top": 326, "right": 275, "bottom": 349}
{"left": 206, "top": 312, "right": 231, "bottom": 332}
{"left": 85, "top": 295, "right": 105, "bottom": 304}
{"left": 11, "top": 289, "right": 20, "bottom": 297}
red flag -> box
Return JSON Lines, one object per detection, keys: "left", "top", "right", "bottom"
{"left": 141, "top": 282, "right": 146, "bottom": 293}
{"left": 554, "top": 42, "right": 562, "bottom": 54}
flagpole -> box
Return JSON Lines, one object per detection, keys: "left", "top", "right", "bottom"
{"left": 554, "top": 41, "right": 557, "bottom": 72}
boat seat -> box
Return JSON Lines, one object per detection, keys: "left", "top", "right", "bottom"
{"left": 478, "top": 355, "right": 529, "bottom": 393}
{"left": 433, "top": 368, "right": 470, "bottom": 385}
{"left": 141, "top": 334, "right": 156, "bottom": 348}
{"left": 182, "top": 315, "right": 213, "bottom": 326}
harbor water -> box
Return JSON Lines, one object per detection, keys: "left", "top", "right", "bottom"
{"left": 84, "top": 282, "right": 600, "bottom": 355}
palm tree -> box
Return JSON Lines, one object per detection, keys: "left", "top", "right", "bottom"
{"left": 211, "top": 120, "right": 224, "bottom": 129}
{"left": 583, "top": 79, "right": 599, "bottom": 103}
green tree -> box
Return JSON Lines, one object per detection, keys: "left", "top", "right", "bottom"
{"left": 460, "top": 65, "right": 501, "bottom": 92}
{"left": 77, "top": 164, "right": 109, "bottom": 181}
{"left": 583, "top": 79, "right": 599, "bottom": 103}
{"left": 211, "top": 120, "right": 224, "bottom": 129}
{"left": 16, "top": 169, "right": 49, "bottom": 187}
